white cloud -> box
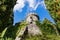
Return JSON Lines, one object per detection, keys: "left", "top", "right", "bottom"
{"left": 16, "top": 0, "right": 25, "bottom": 4}
{"left": 13, "top": 4, "right": 23, "bottom": 12}
{"left": 40, "top": 1, "right": 46, "bottom": 9}
{"left": 34, "top": 1, "right": 46, "bottom": 10}
{"left": 13, "top": 0, "right": 46, "bottom": 13}
{"left": 27, "top": 0, "right": 36, "bottom": 8}
{"left": 34, "top": 2, "right": 40, "bottom": 10}
{"left": 13, "top": 0, "right": 25, "bottom": 12}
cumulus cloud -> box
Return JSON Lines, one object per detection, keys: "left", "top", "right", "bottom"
{"left": 13, "top": 0, "right": 46, "bottom": 12}
{"left": 13, "top": 0, "right": 25, "bottom": 12}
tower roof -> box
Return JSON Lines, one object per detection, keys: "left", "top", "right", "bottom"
{"left": 26, "top": 12, "right": 39, "bottom": 20}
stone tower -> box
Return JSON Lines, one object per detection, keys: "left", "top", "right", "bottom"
{"left": 26, "top": 12, "right": 42, "bottom": 36}
{"left": 15, "top": 12, "right": 42, "bottom": 40}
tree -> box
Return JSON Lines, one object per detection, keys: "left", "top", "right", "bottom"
{"left": 0, "top": 0, "right": 16, "bottom": 32}
{"left": 45, "top": 0, "right": 60, "bottom": 34}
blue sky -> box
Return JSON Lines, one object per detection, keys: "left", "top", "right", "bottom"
{"left": 13, "top": 0, "right": 55, "bottom": 25}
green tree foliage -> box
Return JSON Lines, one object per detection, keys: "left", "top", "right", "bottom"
{"left": 44, "top": 0, "right": 60, "bottom": 33}
{"left": 0, "top": 0, "right": 16, "bottom": 32}
{"left": 12, "top": 19, "right": 60, "bottom": 40}
{"left": 36, "top": 19, "right": 56, "bottom": 35}
{"left": 0, "top": 0, "right": 16, "bottom": 39}
{"left": 0, "top": 0, "right": 60, "bottom": 40}
{"left": 35, "top": 19, "right": 60, "bottom": 40}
